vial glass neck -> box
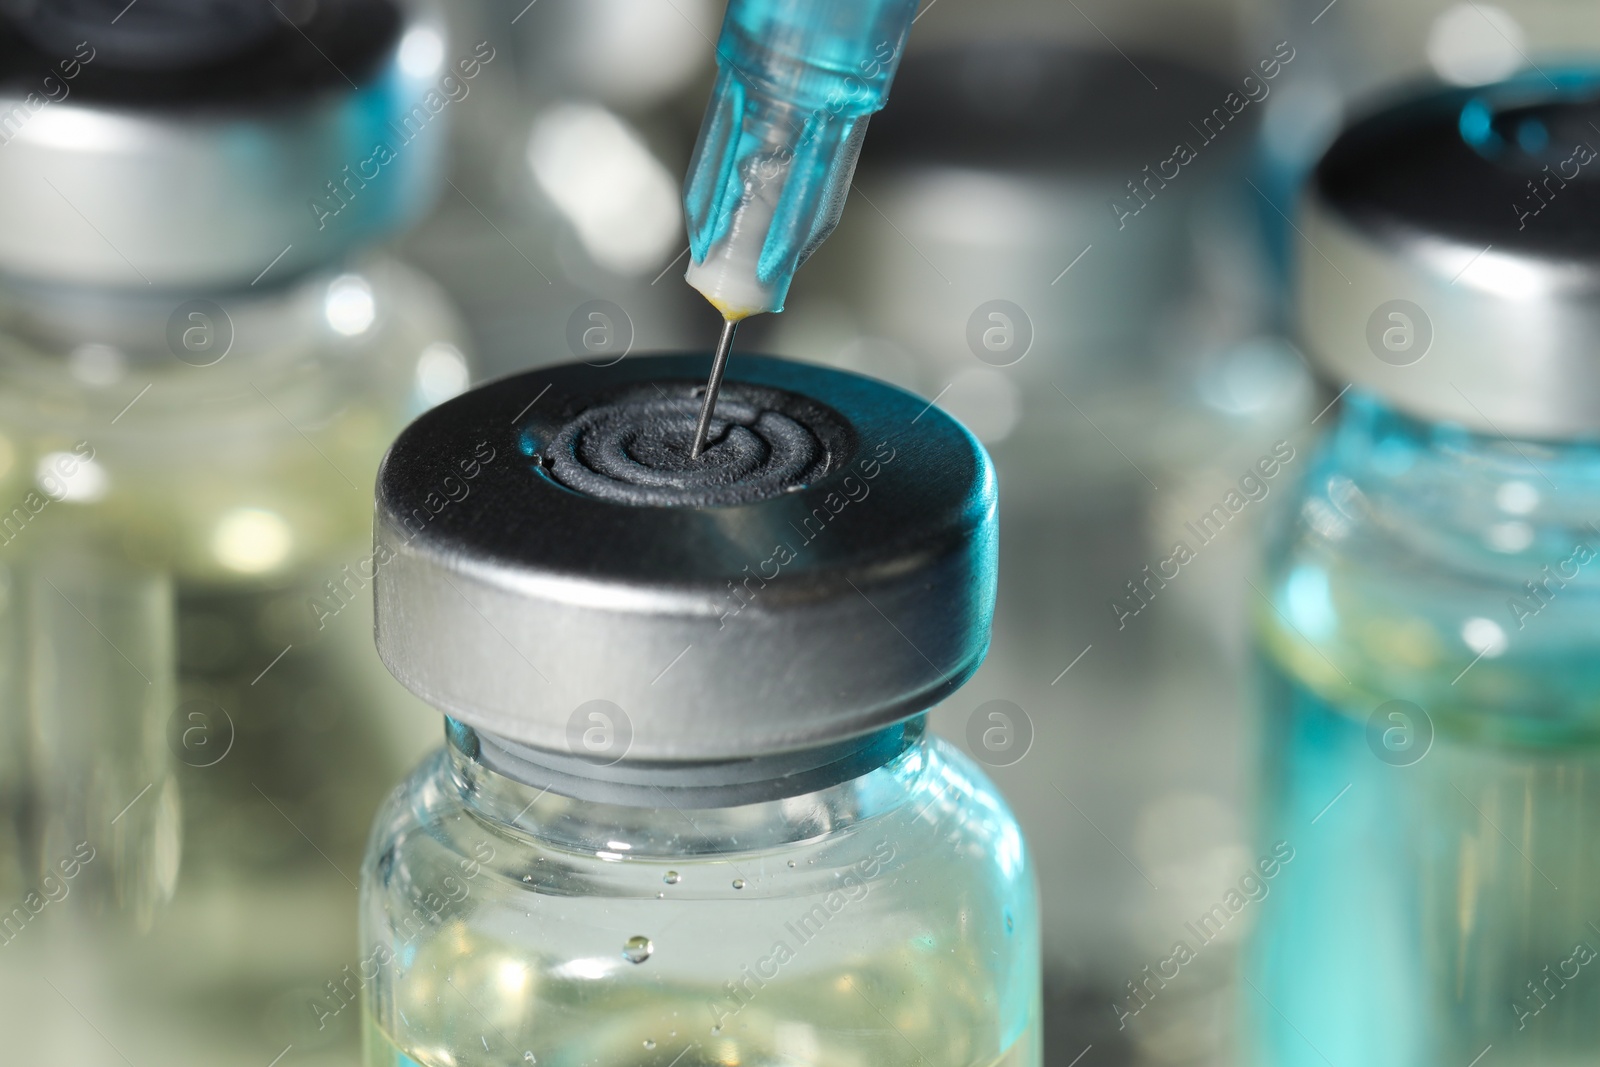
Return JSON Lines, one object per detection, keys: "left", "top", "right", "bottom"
{"left": 444, "top": 716, "right": 931, "bottom": 858}
{"left": 1264, "top": 387, "right": 1600, "bottom": 745}
{"left": 1322, "top": 389, "right": 1600, "bottom": 541}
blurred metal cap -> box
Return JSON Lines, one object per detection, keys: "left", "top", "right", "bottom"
{"left": 374, "top": 353, "right": 998, "bottom": 761}
{"left": 0, "top": 0, "right": 281, "bottom": 70}
{"left": 0, "top": 0, "right": 452, "bottom": 289}
{"left": 1300, "top": 73, "right": 1600, "bottom": 439}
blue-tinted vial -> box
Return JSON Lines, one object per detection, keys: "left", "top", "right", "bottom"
{"left": 1247, "top": 76, "right": 1600, "bottom": 1064}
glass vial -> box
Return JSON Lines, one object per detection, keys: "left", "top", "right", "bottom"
{"left": 1246, "top": 77, "right": 1600, "bottom": 1065}
{"left": 360, "top": 354, "right": 1041, "bottom": 1066}
{"left": 0, "top": 3, "right": 470, "bottom": 1063}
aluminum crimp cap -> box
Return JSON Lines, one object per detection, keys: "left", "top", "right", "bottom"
{"left": 0, "top": 0, "right": 453, "bottom": 289}
{"left": 1301, "top": 73, "right": 1600, "bottom": 439}
{"left": 373, "top": 354, "right": 998, "bottom": 761}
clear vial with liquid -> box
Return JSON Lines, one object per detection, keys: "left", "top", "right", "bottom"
{"left": 0, "top": 3, "right": 469, "bottom": 1062}
{"left": 0, "top": 259, "right": 466, "bottom": 1064}
{"left": 362, "top": 718, "right": 1039, "bottom": 1067}
{"left": 359, "top": 354, "right": 1041, "bottom": 1067}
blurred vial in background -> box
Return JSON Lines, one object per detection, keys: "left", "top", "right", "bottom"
{"left": 1246, "top": 0, "right": 1600, "bottom": 312}
{"left": 361, "top": 355, "right": 1039, "bottom": 1067}
{"left": 400, "top": 0, "right": 716, "bottom": 381}
{"left": 768, "top": 41, "right": 1312, "bottom": 1067}
{"left": 1249, "top": 75, "right": 1600, "bottom": 1067}
{"left": 0, "top": 2, "right": 471, "bottom": 1065}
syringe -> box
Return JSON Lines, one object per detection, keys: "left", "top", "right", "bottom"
{"left": 683, "top": 0, "right": 920, "bottom": 457}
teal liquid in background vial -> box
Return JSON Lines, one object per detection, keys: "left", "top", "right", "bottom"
{"left": 1249, "top": 393, "right": 1600, "bottom": 1065}
{"left": 1244, "top": 74, "right": 1600, "bottom": 1067}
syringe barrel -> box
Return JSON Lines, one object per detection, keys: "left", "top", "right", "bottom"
{"left": 684, "top": 0, "right": 919, "bottom": 318}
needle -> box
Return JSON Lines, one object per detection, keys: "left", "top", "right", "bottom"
{"left": 690, "top": 318, "right": 739, "bottom": 459}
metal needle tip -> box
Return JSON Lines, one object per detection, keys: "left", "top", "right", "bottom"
{"left": 690, "top": 318, "right": 739, "bottom": 459}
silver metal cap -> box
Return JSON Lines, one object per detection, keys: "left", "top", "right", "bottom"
{"left": 1300, "top": 74, "right": 1600, "bottom": 439}
{"left": 0, "top": 0, "right": 451, "bottom": 290}
{"left": 373, "top": 354, "right": 998, "bottom": 761}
